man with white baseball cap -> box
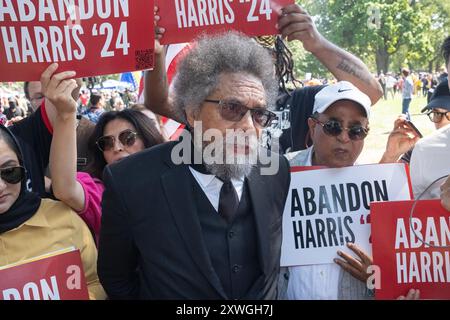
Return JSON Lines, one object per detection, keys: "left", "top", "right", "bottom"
{"left": 287, "top": 81, "right": 371, "bottom": 169}
{"left": 280, "top": 81, "right": 421, "bottom": 300}
{"left": 278, "top": 81, "right": 373, "bottom": 301}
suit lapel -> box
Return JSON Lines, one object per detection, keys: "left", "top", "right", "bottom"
{"left": 246, "top": 167, "right": 272, "bottom": 277}
{"left": 161, "top": 163, "right": 227, "bottom": 299}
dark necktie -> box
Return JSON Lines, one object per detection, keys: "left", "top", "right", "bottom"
{"left": 189, "top": 143, "right": 239, "bottom": 222}
{"left": 218, "top": 179, "right": 239, "bottom": 223}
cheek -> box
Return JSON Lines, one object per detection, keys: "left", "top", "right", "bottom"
{"left": 129, "top": 139, "right": 145, "bottom": 154}
{"left": 103, "top": 151, "right": 115, "bottom": 165}
{"left": 1, "top": 183, "right": 22, "bottom": 213}
{"left": 12, "top": 183, "right": 20, "bottom": 197}
{"left": 198, "top": 107, "right": 229, "bottom": 132}
{"left": 312, "top": 129, "right": 332, "bottom": 149}
{"left": 351, "top": 141, "right": 364, "bottom": 155}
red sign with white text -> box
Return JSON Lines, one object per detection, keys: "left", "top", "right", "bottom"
{"left": 371, "top": 200, "right": 450, "bottom": 300}
{"left": 156, "top": 0, "right": 294, "bottom": 45}
{"left": 0, "top": 0, "right": 155, "bottom": 81}
{"left": 0, "top": 250, "right": 89, "bottom": 300}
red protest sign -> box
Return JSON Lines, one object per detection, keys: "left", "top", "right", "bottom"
{"left": 0, "top": 0, "right": 154, "bottom": 81}
{"left": 0, "top": 249, "right": 89, "bottom": 300}
{"left": 371, "top": 200, "right": 450, "bottom": 300}
{"left": 290, "top": 166, "right": 327, "bottom": 173}
{"left": 156, "top": 0, "right": 294, "bottom": 45}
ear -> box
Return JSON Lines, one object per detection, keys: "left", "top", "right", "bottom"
{"left": 307, "top": 117, "right": 318, "bottom": 144}
{"left": 307, "top": 117, "right": 316, "bottom": 134}
{"left": 185, "top": 106, "right": 197, "bottom": 128}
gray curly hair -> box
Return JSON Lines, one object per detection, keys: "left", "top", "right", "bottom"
{"left": 172, "top": 31, "right": 278, "bottom": 119}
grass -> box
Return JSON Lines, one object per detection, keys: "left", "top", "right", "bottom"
{"left": 357, "top": 94, "right": 434, "bottom": 164}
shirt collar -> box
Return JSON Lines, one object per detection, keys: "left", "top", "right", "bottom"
{"left": 22, "top": 205, "right": 49, "bottom": 228}
{"left": 306, "top": 146, "right": 314, "bottom": 166}
{"left": 189, "top": 167, "right": 216, "bottom": 188}
{"left": 189, "top": 166, "right": 245, "bottom": 188}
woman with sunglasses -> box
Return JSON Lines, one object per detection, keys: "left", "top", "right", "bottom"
{"left": 0, "top": 124, "right": 106, "bottom": 299}
{"left": 44, "top": 64, "right": 165, "bottom": 245}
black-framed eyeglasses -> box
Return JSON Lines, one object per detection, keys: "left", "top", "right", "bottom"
{"left": 0, "top": 166, "right": 26, "bottom": 184}
{"left": 204, "top": 99, "right": 277, "bottom": 128}
{"left": 311, "top": 117, "right": 369, "bottom": 141}
{"left": 427, "top": 110, "right": 450, "bottom": 123}
{"left": 96, "top": 129, "right": 139, "bottom": 152}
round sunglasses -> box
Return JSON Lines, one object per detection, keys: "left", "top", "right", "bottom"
{"left": 0, "top": 166, "right": 26, "bottom": 184}
{"left": 96, "top": 129, "right": 139, "bottom": 152}
{"left": 204, "top": 99, "right": 277, "bottom": 128}
{"left": 311, "top": 117, "right": 369, "bottom": 141}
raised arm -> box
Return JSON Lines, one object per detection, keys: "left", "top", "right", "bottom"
{"left": 44, "top": 76, "right": 83, "bottom": 130}
{"left": 278, "top": 4, "right": 383, "bottom": 105}
{"left": 42, "top": 63, "right": 86, "bottom": 212}
{"left": 143, "top": 6, "right": 186, "bottom": 124}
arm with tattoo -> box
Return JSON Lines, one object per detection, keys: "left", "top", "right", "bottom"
{"left": 278, "top": 4, "right": 383, "bottom": 105}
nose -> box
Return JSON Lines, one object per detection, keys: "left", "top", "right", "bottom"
{"left": 336, "top": 128, "right": 351, "bottom": 143}
{"left": 0, "top": 177, "right": 7, "bottom": 192}
{"left": 236, "top": 110, "right": 255, "bottom": 132}
{"left": 112, "top": 138, "right": 124, "bottom": 152}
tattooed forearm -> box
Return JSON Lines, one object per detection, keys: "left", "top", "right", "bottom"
{"left": 336, "top": 57, "right": 372, "bottom": 83}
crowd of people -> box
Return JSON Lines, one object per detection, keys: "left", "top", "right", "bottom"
{"left": 1, "top": 82, "right": 139, "bottom": 127}
{"left": 375, "top": 69, "right": 447, "bottom": 101}
{"left": 0, "top": 4, "right": 449, "bottom": 301}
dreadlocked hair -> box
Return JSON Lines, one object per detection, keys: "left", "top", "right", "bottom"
{"left": 255, "top": 35, "right": 302, "bottom": 95}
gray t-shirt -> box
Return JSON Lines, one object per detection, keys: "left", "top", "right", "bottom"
{"left": 402, "top": 77, "right": 414, "bottom": 99}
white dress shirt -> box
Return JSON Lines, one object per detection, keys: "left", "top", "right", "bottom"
{"left": 188, "top": 167, "right": 244, "bottom": 212}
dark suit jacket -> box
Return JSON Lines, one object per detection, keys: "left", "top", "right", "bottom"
{"left": 98, "top": 141, "right": 290, "bottom": 299}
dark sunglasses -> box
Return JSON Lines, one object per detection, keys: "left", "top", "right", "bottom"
{"left": 311, "top": 117, "right": 369, "bottom": 141}
{"left": 204, "top": 99, "right": 278, "bottom": 128}
{"left": 96, "top": 129, "right": 139, "bottom": 152}
{"left": 0, "top": 166, "right": 26, "bottom": 184}
{"left": 427, "top": 110, "right": 450, "bottom": 123}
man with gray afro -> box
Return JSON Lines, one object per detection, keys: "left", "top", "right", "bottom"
{"left": 98, "top": 31, "right": 291, "bottom": 300}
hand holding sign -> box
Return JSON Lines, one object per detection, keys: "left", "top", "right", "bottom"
{"left": 334, "top": 242, "right": 373, "bottom": 283}
{"left": 397, "top": 289, "right": 421, "bottom": 300}
{"left": 154, "top": 5, "right": 165, "bottom": 56}
{"left": 277, "top": 4, "right": 324, "bottom": 53}
{"left": 281, "top": 163, "right": 412, "bottom": 267}
{"left": 0, "top": 1, "right": 154, "bottom": 81}
{"left": 156, "top": 0, "right": 293, "bottom": 45}
{"left": 40, "top": 63, "right": 78, "bottom": 118}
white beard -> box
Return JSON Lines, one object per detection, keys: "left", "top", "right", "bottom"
{"left": 195, "top": 136, "right": 259, "bottom": 180}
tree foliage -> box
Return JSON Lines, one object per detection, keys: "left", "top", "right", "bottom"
{"left": 290, "top": 0, "right": 449, "bottom": 78}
